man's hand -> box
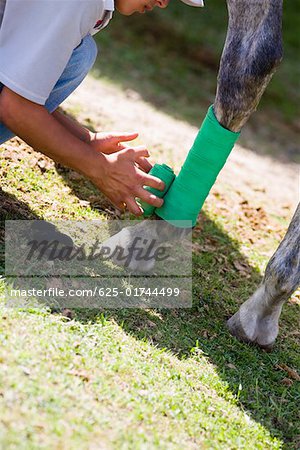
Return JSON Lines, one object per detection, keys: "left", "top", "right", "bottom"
{"left": 90, "top": 131, "right": 153, "bottom": 173}
{"left": 90, "top": 131, "right": 137, "bottom": 153}
{"left": 90, "top": 146, "right": 165, "bottom": 215}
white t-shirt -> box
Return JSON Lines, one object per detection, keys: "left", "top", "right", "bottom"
{"left": 0, "top": 0, "right": 114, "bottom": 104}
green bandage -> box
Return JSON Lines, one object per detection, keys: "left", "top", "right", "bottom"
{"left": 155, "top": 105, "right": 240, "bottom": 227}
{"left": 139, "top": 163, "right": 175, "bottom": 217}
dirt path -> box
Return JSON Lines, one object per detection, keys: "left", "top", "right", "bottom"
{"left": 63, "top": 76, "right": 299, "bottom": 220}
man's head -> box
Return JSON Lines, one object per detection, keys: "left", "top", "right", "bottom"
{"left": 115, "top": 0, "right": 203, "bottom": 16}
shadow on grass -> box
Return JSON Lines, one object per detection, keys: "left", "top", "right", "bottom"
{"left": 55, "top": 163, "right": 299, "bottom": 446}
{"left": 73, "top": 214, "right": 299, "bottom": 447}
{"left": 0, "top": 188, "right": 40, "bottom": 275}
{"left": 1, "top": 187, "right": 299, "bottom": 448}
{"left": 54, "top": 161, "right": 125, "bottom": 218}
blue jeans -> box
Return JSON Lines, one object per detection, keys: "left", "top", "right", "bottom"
{"left": 0, "top": 34, "right": 97, "bottom": 144}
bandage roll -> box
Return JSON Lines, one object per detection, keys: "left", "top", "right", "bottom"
{"left": 139, "top": 163, "right": 175, "bottom": 217}
{"left": 155, "top": 105, "right": 240, "bottom": 227}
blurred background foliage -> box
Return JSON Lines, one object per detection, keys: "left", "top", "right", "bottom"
{"left": 94, "top": 0, "right": 300, "bottom": 162}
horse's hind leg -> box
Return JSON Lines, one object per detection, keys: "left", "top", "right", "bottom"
{"left": 228, "top": 204, "right": 300, "bottom": 349}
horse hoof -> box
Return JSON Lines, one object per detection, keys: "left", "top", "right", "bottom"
{"left": 227, "top": 311, "right": 275, "bottom": 350}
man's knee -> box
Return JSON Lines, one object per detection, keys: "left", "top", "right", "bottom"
{"left": 82, "top": 35, "right": 98, "bottom": 76}
{"left": 45, "top": 35, "right": 98, "bottom": 113}
{"left": 68, "top": 35, "right": 98, "bottom": 81}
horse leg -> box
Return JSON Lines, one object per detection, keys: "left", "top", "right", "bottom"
{"left": 214, "top": 0, "right": 283, "bottom": 132}
{"left": 228, "top": 204, "right": 300, "bottom": 348}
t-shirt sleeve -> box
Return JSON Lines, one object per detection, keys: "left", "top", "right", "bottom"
{"left": 0, "top": 0, "right": 101, "bottom": 104}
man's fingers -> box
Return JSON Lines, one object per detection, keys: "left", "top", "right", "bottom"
{"left": 136, "top": 156, "right": 153, "bottom": 173}
{"left": 124, "top": 197, "right": 143, "bottom": 216}
{"left": 136, "top": 187, "right": 164, "bottom": 208}
{"left": 141, "top": 173, "right": 165, "bottom": 191}
{"left": 119, "top": 146, "right": 149, "bottom": 160}
{"left": 131, "top": 146, "right": 150, "bottom": 159}
{"left": 116, "top": 132, "right": 139, "bottom": 142}
{"left": 115, "top": 198, "right": 142, "bottom": 216}
{"left": 119, "top": 132, "right": 139, "bottom": 142}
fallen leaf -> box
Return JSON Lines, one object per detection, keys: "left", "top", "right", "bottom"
{"left": 287, "top": 331, "right": 300, "bottom": 337}
{"left": 281, "top": 378, "right": 293, "bottom": 387}
{"left": 62, "top": 309, "right": 74, "bottom": 320}
{"left": 37, "top": 158, "right": 53, "bottom": 172}
{"left": 78, "top": 200, "right": 90, "bottom": 207}
{"left": 192, "top": 243, "right": 216, "bottom": 253}
{"left": 88, "top": 195, "right": 102, "bottom": 203}
{"left": 276, "top": 364, "right": 300, "bottom": 381}
{"left": 233, "top": 260, "right": 251, "bottom": 275}
{"left": 68, "top": 370, "right": 90, "bottom": 382}
{"left": 46, "top": 279, "right": 64, "bottom": 290}
{"left": 69, "top": 171, "right": 83, "bottom": 181}
{"left": 21, "top": 366, "right": 31, "bottom": 376}
{"left": 226, "top": 363, "right": 237, "bottom": 370}
{"left": 192, "top": 242, "right": 202, "bottom": 252}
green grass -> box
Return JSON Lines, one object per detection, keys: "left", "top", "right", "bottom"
{"left": 1, "top": 136, "right": 299, "bottom": 449}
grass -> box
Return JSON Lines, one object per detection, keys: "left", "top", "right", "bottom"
{"left": 0, "top": 133, "right": 299, "bottom": 449}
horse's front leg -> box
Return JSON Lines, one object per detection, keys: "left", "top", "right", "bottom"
{"left": 214, "top": 0, "right": 283, "bottom": 132}
{"left": 104, "top": 0, "right": 284, "bottom": 277}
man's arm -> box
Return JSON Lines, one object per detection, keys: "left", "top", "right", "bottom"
{"left": 52, "top": 110, "right": 93, "bottom": 143}
{"left": 0, "top": 87, "right": 164, "bottom": 214}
